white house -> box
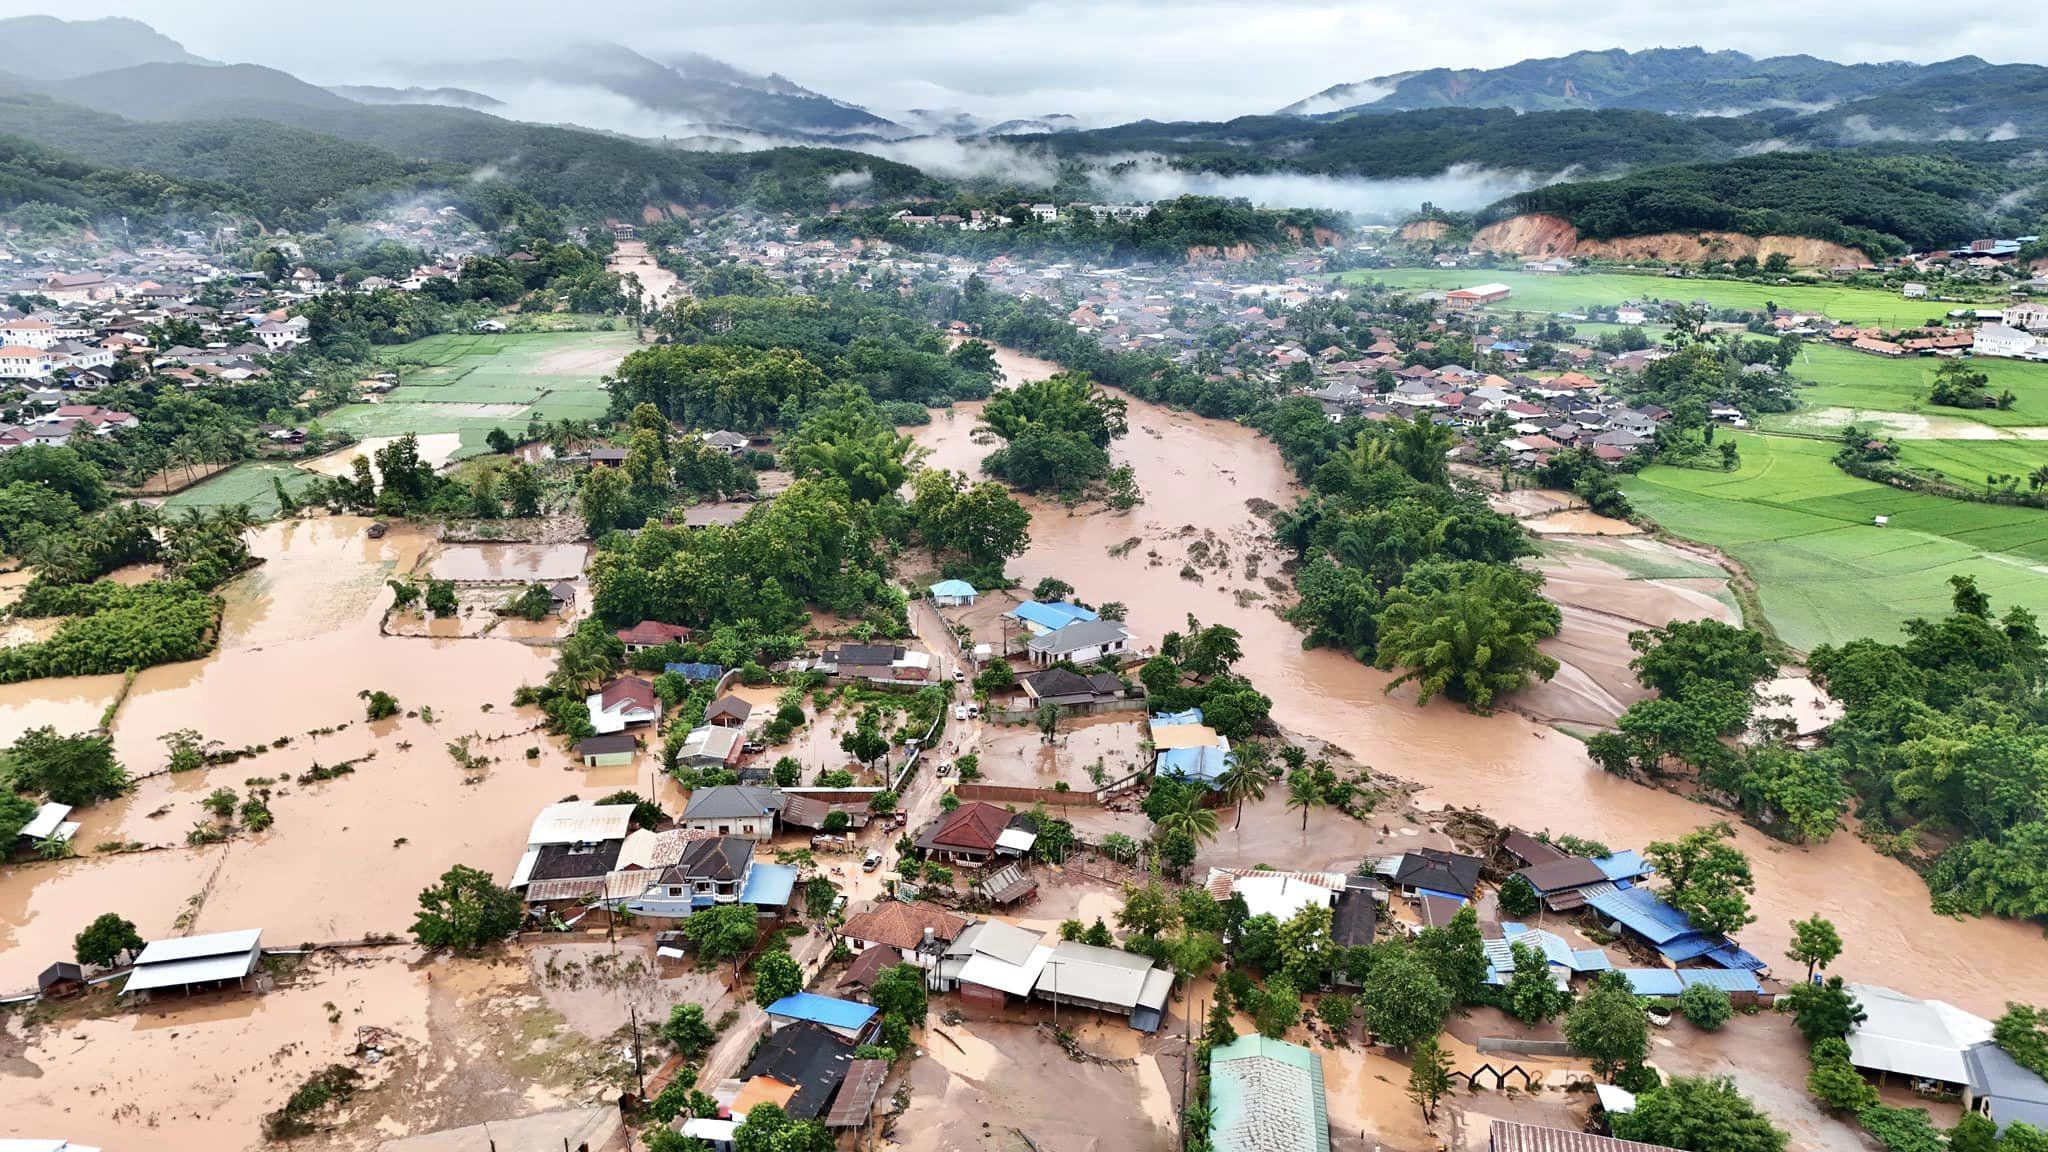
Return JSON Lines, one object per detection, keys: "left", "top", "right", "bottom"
{"left": 253, "top": 317, "right": 309, "bottom": 351}
{"left": 2005, "top": 302, "right": 2048, "bottom": 331}
{"left": 1903, "top": 283, "right": 1929, "bottom": 299}
{"left": 0, "top": 345, "right": 54, "bottom": 379}
{"left": 1973, "top": 325, "right": 2040, "bottom": 360}
{"left": 0, "top": 318, "right": 55, "bottom": 349}
{"left": 1024, "top": 619, "right": 1133, "bottom": 667}
{"left": 1616, "top": 307, "right": 1648, "bottom": 325}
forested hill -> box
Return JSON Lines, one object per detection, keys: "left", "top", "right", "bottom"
{"left": 0, "top": 86, "right": 939, "bottom": 232}
{"left": 0, "top": 134, "right": 251, "bottom": 229}
{"left": 1483, "top": 148, "right": 2043, "bottom": 259}
{"left": 1018, "top": 108, "right": 1772, "bottom": 178}
{"left": 1280, "top": 47, "right": 1993, "bottom": 117}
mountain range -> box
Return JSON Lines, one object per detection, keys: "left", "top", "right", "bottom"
{"left": 1278, "top": 47, "right": 1999, "bottom": 117}
{"left": 0, "top": 16, "right": 2044, "bottom": 257}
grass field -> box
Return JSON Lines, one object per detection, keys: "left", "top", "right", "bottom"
{"left": 319, "top": 330, "right": 639, "bottom": 457}
{"left": 1621, "top": 432, "right": 2048, "bottom": 651}
{"left": 1352, "top": 269, "right": 1948, "bottom": 328}
{"left": 1763, "top": 344, "right": 2048, "bottom": 431}
{"left": 161, "top": 461, "right": 320, "bottom": 520}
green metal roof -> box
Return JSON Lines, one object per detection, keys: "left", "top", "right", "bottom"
{"left": 1207, "top": 1034, "right": 1330, "bottom": 1152}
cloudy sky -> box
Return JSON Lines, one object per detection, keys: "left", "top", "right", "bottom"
{"left": 4, "top": 0, "right": 2037, "bottom": 124}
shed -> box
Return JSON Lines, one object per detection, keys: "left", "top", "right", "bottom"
{"left": 1847, "top": 983, "right": 1993, "bottom": 1087}
{"left": 575, "top": 732, "right": 638, "bottom": 768}
{"left": 16, "top": 802, "right": 79, "bottom": 845}
{"left": 123, "top": 928, "right": 263, "bottom": 996}
{"left": 826, "top": 1058, "right": 890, "bottom": 1129}
{"left": 36, "top": 961, "right": 85, "bottom": 998}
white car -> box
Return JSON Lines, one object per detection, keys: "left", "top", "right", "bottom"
{"left": 936, "top": 760, "right": 953, "bottom": 776}
{"left": 862, "top": 850, "right": 884, "bottom": 872}
{"left": 953, "top": 704, "right": 970, "bottom": 720}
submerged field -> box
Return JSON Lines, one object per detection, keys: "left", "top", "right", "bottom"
{"left": 1622, "top": 432, "right": 2048, "bottom": 650}
{"left": 1354, "top": 268, "right": 1958, "bottom": 328}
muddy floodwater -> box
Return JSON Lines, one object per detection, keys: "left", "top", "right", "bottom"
{"left": 915, "top": 346, "right": 2048, "bottom": 1013}
{"left": 427, "top": 542, "right": 589, "bottom": 582}
{"left": 0, "top": 518, "right": 662, "bottom": 993}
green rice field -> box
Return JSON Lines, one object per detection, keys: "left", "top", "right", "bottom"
{"left": 1763, "top": 344, "right": 2048, "bottom": 430}
{"left": 1622, "top": 432, "right": 2048, "bottom": 651}
{"left": 320, "top": 330, "right": 638, "bottom": 456}
{"left": 161, "top": 461, "right": 321, "bottom": 520}
{"left": 1351, "top": 269, "right": 1951, "bottom": 328}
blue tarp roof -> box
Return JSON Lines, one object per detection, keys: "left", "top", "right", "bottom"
{"left": 1009, "top": 601, "right": 1099, "bottom": 631}
{"left": 664, "top": 662, "right": 724, "bottom": 681}
{"left": 1151, "top": 708, "right": 1204, "bottom": 726}
{"left": 741, "top": 862, "right": 798, "bottom": 907}
{"left": 1415, "top": 889, "right": 1468, "bottom": 904}
{"left": 1159, "top": 745, "right": 1232, "bottom": 786}
{"left": 767, "top": 992, "right": 878, "bottom": 1031}
{"left": 1499, "top": 923, "right": 1612, "bottom": 975}
{"left": 1616, "top": 968, "right": 1763, "bottom": 996}
{"left": 1594, "top": 851, "right": 1654, "bottom": 882}
{"left": 929, "top": 580, "right": 978, "bottom": 597}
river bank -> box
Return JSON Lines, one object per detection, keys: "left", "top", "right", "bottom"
{"left": 918, "top": 345, "right": 2048, "bottom": 1014}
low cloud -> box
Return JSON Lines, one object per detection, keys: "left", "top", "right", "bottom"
{"left": 825, "top": 169, "right": 874, "bottom": 190}
{"left": 1088, "top": 159, "right": 1555, "bottom": 220}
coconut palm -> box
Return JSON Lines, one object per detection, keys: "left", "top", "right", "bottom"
{"left": 1285, "top": 769, "right": 1326, "bottom": 833}
{"left": 1217, "top": 759, "right": 1268, "bottom": 830}
{"left": 1154, "top": 790, "right": 1218, "bottom": 844}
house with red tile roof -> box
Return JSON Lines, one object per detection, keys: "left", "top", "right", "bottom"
{"left": 616, "top": 621, "right": 692, "bottom": 653}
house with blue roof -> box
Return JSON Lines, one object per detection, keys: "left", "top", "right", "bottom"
{"left": 664, "top": 662, "right": 725, "bottom": 682}
{"left": 1151, "top": 708, "right": 1233, "bottom": 788}
{"left": 766, "top": 992, "right": 879, "bottom": 1042}
{"left": 1005, "top": 600, "right": 1100, "bottom": 635}
{"left": 1483, "top": 922, "right": 1611, "bottom": 988}
{"left": 1584, "top": 886, "right": 1768, "bottom": 974}
{"left": 928, "top": 579, "right": 978, "bottom": 606}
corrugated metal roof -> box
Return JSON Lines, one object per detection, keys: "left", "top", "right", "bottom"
{"left": 17, "top": 802, "right": 72, "bottom": 840}
{"left": 1489, "top": 1119, "right": 1675, "bottom": 1152}
{"left": 1847, "top": 983, "right": 1993, "bottom": 1084}
{"left": 1036, "top": 940, "right": 1158, "bottom": 1009}
{"left": 131, "top": 928, "right": 261, "bottom": 966}
{"left": 526, "top": 802, "right": 633, "bottom": 847}
{"left": 766, "top": 993, "right": 878, "bottom": 1031}
{"left": 958, "top": 943, "right": 1052, "bottom": 996}
{"left": 1209, "top": 1035, "right": 1329, "bottom": 1152}
{"left": 125, "top": 940, "right": 261, "bottom": 993}
{"left": 825, "top": 1059, "right": 889, "bottom": 1127}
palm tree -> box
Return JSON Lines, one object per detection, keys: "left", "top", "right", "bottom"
{"left": 1285, "top": 770, "right": 1326, "bottom": 833}
{"left": 1217, "top": 760, "right": 1267, "bottom": 830}
{"left": 1155, "top": 790, "right": 1218, "bottom": 844}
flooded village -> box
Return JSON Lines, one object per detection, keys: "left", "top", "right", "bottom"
{"left": 3, "top": 200, "right": 2047, "bottom": 1152}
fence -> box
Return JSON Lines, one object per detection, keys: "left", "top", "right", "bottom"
{"left": 1476, "top": 1037, "right": 1575, "bottom": 1057}
{"left": 984, "top": 696, "right": 1142, "bottom": 725}
{"left": 954, "top": 783, "right": 1101, "bottom": 808}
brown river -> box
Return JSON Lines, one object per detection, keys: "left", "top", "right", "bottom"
{"left": 916, "top": 347, "right": 2048, "bottom": 1013}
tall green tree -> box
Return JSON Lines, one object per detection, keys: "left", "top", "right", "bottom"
{"left": 1611, "top": 1076, "right": 1787, "bottom": 1152}
{"left": 1360, "top": 947, "right": 1450, "bottom": 1050}
{"left": 411, "top": 865, "right": 522, "bottom": 950}
{"left": 1565, "top": 972, "right": 1651, "bottom": 1080}
{"left": 74, "top": 912, "right": 145, "bottom": 967}
{"left": 1374, "top": 562, "right": 1560, "bottom": 710}
{"left": 1787, "top": 915, "right": 1843, "bottom": 982}
{"left": 6, "top": 727, "right": 128, "bottom": 806}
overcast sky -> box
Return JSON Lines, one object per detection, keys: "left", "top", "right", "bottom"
{"left": 4, "top": 1, "right": 2038, "bottom": 124}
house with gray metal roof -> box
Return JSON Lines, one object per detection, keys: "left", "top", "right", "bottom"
{"left": 1024, "top": 618, "right": 1133, "bottom": 666}
{"left": 678, "top": 785, "right": 782, "bottom": 839}
{"left": 123, "top": 928, "right": 263, "bottom": 997}
{"left": 1032, "top": 939, "right": 1173, "bottom": 1032}
{"left": 1208, "top": 1034, "right": 1329, "bottom": 1152}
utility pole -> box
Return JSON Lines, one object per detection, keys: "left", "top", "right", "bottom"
{"left": 629, "top": 1003, "right": 646, "bottom": 1097}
